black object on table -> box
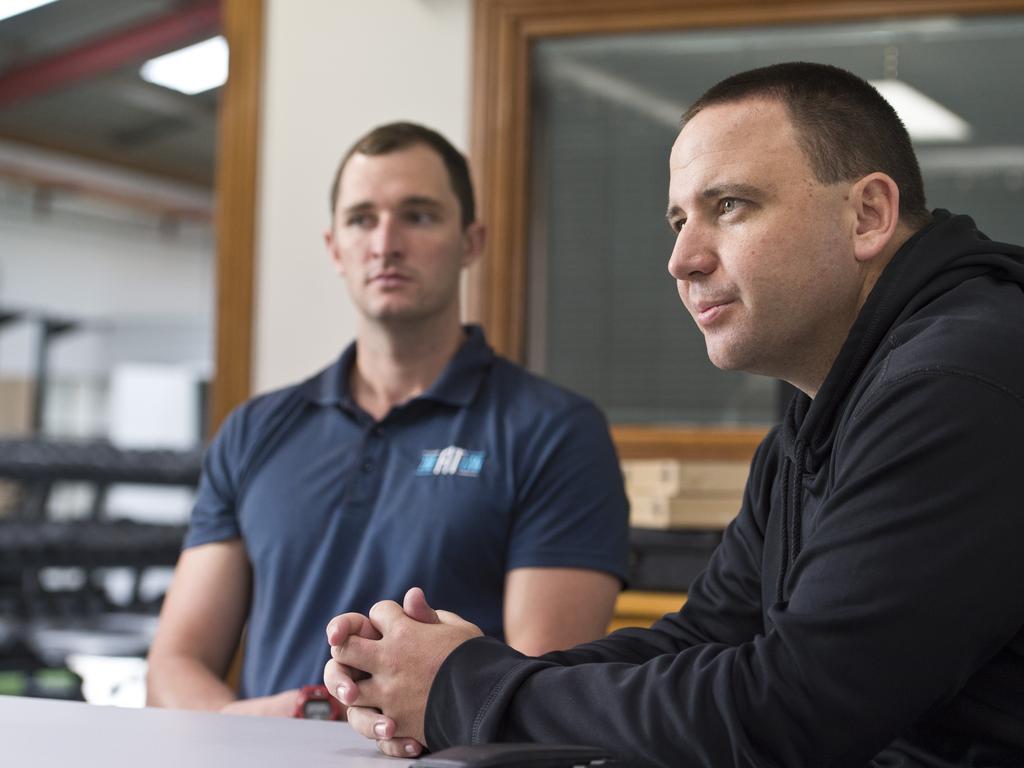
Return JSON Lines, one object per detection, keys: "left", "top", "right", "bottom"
{"left": 416, "top": 743, "right": 629, "bottom": 767}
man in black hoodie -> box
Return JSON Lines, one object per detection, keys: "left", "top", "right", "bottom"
{"left": 324, "top": 63, "right": 1024, "bottom": 766}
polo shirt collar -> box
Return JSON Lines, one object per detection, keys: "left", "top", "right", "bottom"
{"left": 421, "top": 324, "right": 495, "bottom": 406}
{"left": 300, "top": 324, "right": 495, "bottom": 410}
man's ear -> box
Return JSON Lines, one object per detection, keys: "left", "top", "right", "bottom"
{"left": 850, "top": 172, "right": 901, "bottom": 263}
{"left": 324, "top": 227, "right": 345, "bottom": 275}
{"left": 461, "top": 222, "right": 486, "bottom": 268}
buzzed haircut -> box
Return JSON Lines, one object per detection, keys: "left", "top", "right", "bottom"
{"left": 328, "top": 121, "right": 476, "bottom": 228}
{"left": 683, "top": 62, "right": 930, "bottom": 228}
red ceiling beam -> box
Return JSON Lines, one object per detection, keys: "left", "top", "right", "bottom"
{"left": 0, "top": 0, "right": 221, "bottom": 110}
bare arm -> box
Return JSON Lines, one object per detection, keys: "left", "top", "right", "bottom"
{"left": 146, "top": 540, "right": 252, "bottom": 710}
{"left": 503, "top": 567, "right": 620, "bottom": 657}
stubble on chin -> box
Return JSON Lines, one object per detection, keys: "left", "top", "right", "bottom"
{"left": 702, "top": 327, "right": 756, "bottom": 373}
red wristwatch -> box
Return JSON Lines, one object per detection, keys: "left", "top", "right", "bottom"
{"left": 293, "top": 684, "right": 343, "bottom": 720}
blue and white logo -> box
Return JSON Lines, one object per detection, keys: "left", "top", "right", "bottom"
{"left": 416, "top": 446, "right": 486, "bottom": 477}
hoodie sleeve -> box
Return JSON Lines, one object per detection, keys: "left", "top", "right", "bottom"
{"left": 423, "top": 373, "right": 1024, "bottom": 767}
{"left": 424, "top": 430, "right": 777, "bottom": 757}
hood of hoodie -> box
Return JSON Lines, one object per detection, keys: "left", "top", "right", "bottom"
{"left": 779, "top": 209, "right": 1024, "bottom": 474}
{"left": 767, "top": 210, "right": 1024, "bottom": 601}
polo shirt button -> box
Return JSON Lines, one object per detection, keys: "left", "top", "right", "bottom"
{"left": 361, "top": 461, "right": 374, "bottom": 473}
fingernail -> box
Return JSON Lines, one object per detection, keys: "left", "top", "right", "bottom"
{"left": 336, "top": 685, "right": 347, "bottom": 701}
{"left": 405, "top": 744, "right": 417, "bottom": 755}
{"left": 374, "top": 721, "right": 388, "bottom": 738}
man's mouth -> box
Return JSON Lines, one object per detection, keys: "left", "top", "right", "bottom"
{"left": 693, "top": 298, "right": 735, "bottom": 326}
{"left": 369, "top": 271, "right": 410, "bottom": 285}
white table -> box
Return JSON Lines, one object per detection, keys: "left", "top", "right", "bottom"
{"left": 0, "top": 695, "right": 403, "bottom": 767}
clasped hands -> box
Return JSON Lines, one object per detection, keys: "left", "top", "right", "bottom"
{"left": 324, "top": 587, "right": 482, "bottom": 758}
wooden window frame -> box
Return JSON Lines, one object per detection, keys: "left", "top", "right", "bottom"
{"left": 467, "top": 0, "right": 1024, "bottom": 461}
{"left": 210, "top": 0, "right": 263, "bottom": 432}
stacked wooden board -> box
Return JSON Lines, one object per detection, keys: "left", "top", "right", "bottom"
{"left": 623, "top": 459, "right": 749, "bottom": 530}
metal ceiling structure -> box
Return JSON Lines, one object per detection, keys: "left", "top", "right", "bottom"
{"left": 0, "top": 0, "right": 221, "bottom": 185}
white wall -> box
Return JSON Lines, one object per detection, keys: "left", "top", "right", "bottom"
{"left": 253, "top": 0, "right": 473, "bottom": 393}
{"left": 0, "top": 140, "right": 215, "bottom": 380}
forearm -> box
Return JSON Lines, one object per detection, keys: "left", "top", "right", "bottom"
{"left": 146, "top": 652, "right": 237, "bottom": 710}
{"left": 504, "top": 569, "right": 622, "bottom": 656}
{"left": 426, "top": 627, "right": 889, "bottom": 767}
{"left": 144, "top": 540, "right": 252, "bottom": 711}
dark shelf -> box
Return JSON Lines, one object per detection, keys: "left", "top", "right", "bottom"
{"left": 0, "top": 520, "right": 186, "bottom": 571}
{"left": 628, "top": 527, "right": 723, "bottom": 592}
{"left": 0, "top": 438, "right": 202, "bottom": 485}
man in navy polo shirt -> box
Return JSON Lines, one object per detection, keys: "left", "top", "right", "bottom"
{"left": 145, "top": 122, "right": 629, "bottom": 717}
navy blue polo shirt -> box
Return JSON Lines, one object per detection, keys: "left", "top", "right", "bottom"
{"left": 184, "top": 326, "right": 629, "bottom": 698}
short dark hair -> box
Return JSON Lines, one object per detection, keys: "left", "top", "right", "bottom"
{"left": 682, "top": 62, "right": 930, "bottom": 228}
{"left": 328, "top": 121, "right": 476, "bottom": 228}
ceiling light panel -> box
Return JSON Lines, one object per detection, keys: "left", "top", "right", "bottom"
{"left": 140, "top": 36, "right": 228, "bottom": 96}
{"left": 869, "top": 79, "right": 972, "bottom": 143}
{"left": 0, "top": 0, "right": 59, "bottom": 24}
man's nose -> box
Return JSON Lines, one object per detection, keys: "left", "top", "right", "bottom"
{"left": 667, "top": 222, "right": 716, "bottom": 281}
{"left": 369, "top": 215, "right": 403, "bottom": 258}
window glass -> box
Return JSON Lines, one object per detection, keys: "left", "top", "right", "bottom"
{"left": 529, "top": 15, "right": 1024, "bottom": 424}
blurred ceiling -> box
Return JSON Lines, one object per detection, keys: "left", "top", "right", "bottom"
{"left": 0, "top": 0, "right": 220, "bottom": 186}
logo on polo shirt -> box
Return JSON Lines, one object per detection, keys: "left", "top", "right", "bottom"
{"left": 416, "top": 446, "right": 486, "bottom": 477}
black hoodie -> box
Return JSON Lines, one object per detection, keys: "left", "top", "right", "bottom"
{"left": 424, "top": 211, "right": 1024, "bottom": 767}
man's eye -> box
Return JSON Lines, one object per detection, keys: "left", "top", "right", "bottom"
{"left": 347, "top": 214, "right": 374, "bottom": 228}
{"left": 406, "top": 210, "right": 436, "bottom": 225}
{"left": 669, "top": 217, "right": 685, "bottom": 233}
{"left": 720, "top": 198, "right": 739, "bottom": 214}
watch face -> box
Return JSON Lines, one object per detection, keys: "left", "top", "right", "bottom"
{"left": 303, "top": 699, "right": 335, "bottom": 720}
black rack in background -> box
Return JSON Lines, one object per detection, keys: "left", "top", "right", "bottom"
{"left": 0, "top": 437, "right": 201, "bottom": 678}
{"left": 0, "top": 437, "right": 201, "bottom": 523}
{"left": 0, "top": 519, "right": 187, "bottom": 571}
{"left": 0, "top": 437, "right": 201, "bottom": 488}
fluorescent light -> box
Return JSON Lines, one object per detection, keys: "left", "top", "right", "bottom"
{"left": 869, "top": 79, "right": 971, "bottom": 143}
{"left": 140, "top": 36, "right": 228, "bottom": 95}
{"left": 551, "top": 58, "right": 685, "bottom": 130}
{"left": 0, "top": 0, "right": 60, "bottom": 23}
